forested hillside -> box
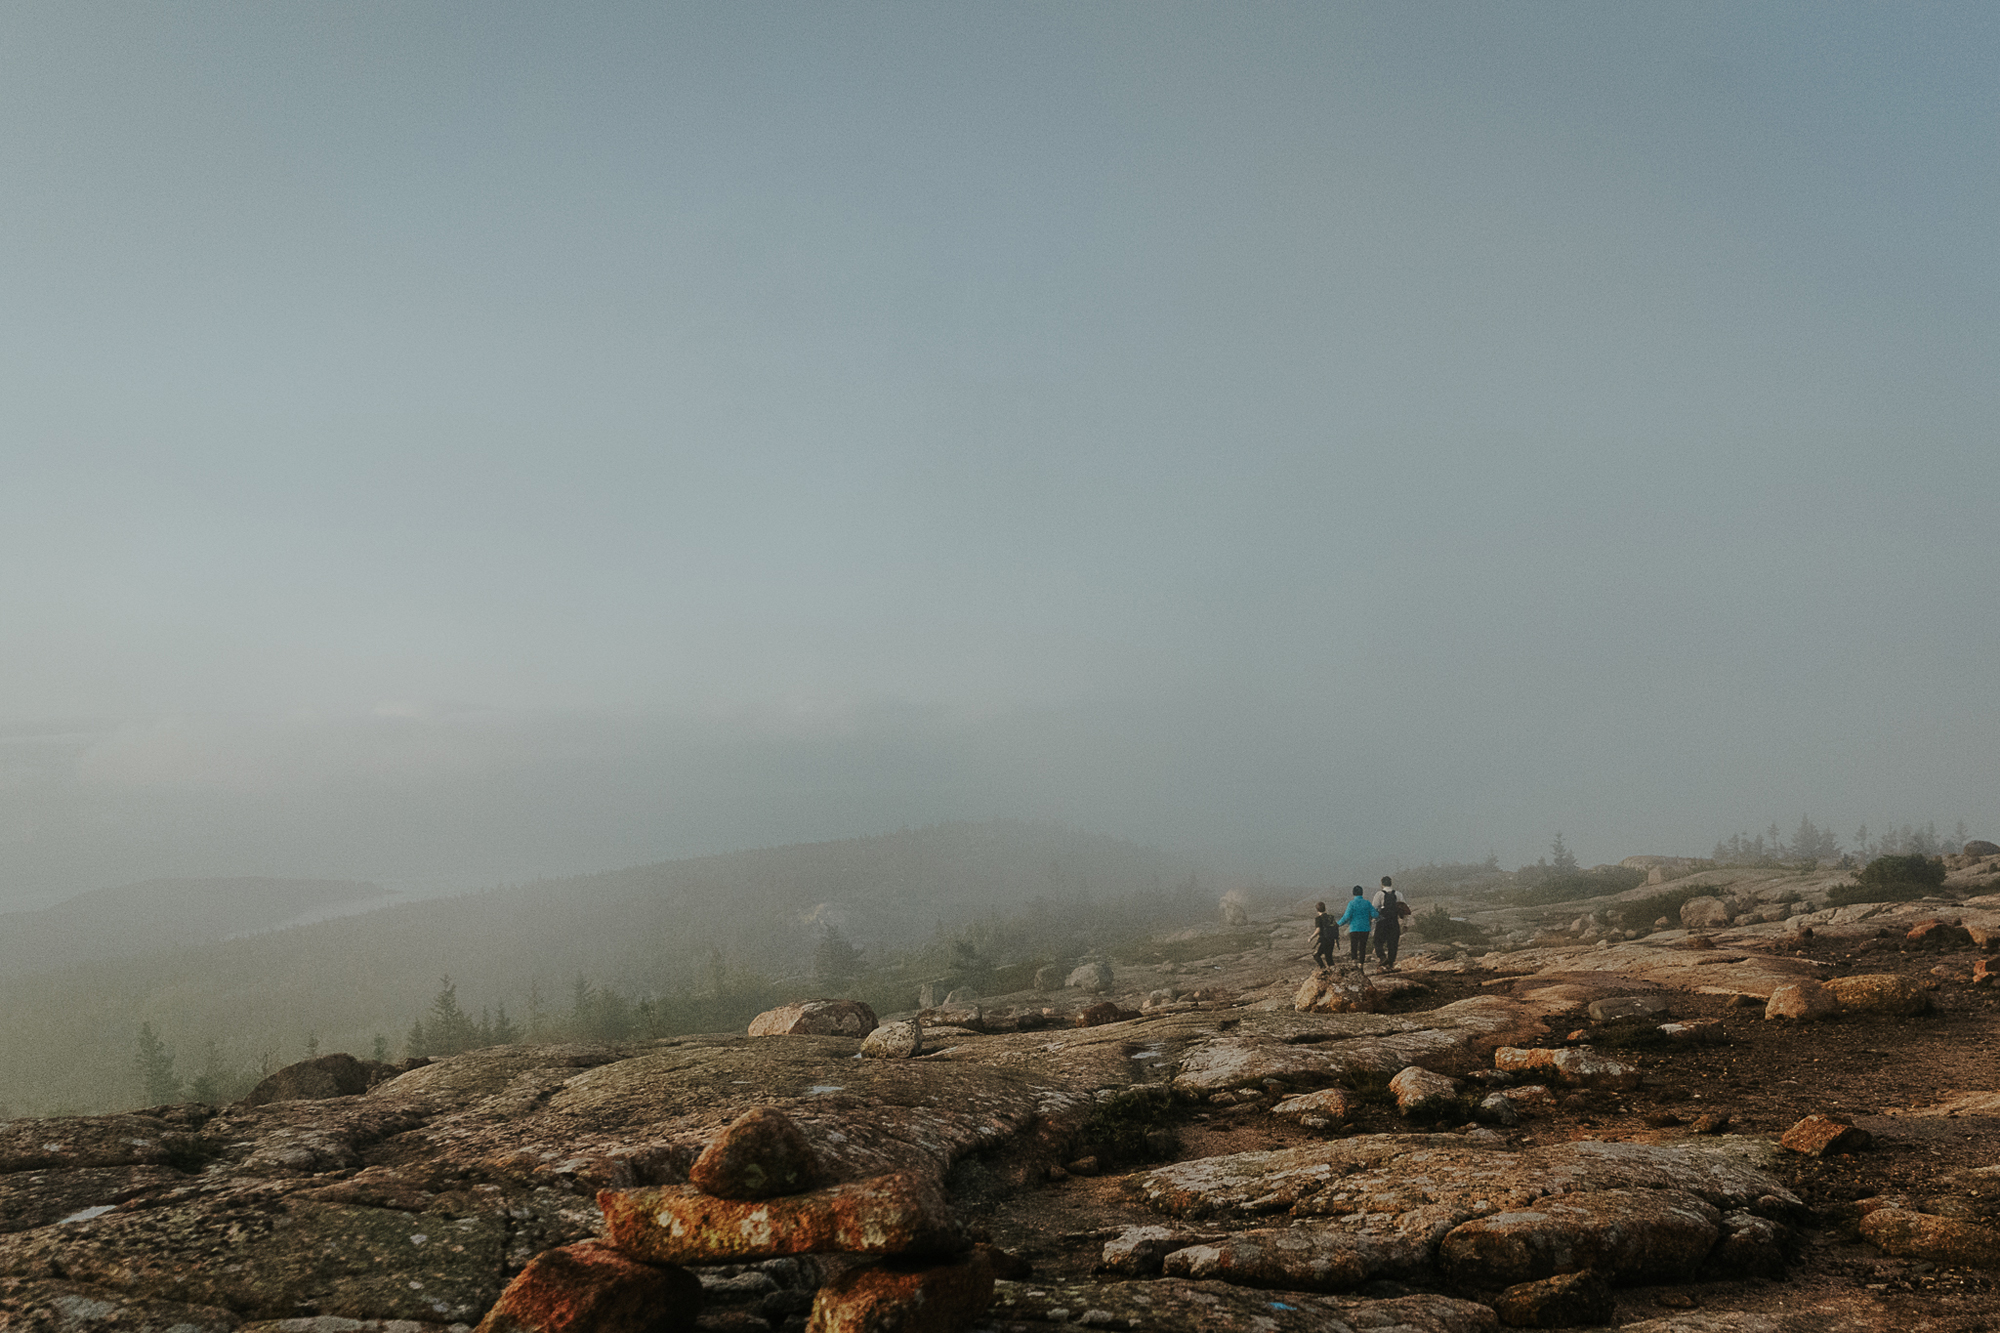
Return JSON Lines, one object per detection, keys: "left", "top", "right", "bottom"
{"left": 0, "top": 822, "right": 1207, "bottom": 1115}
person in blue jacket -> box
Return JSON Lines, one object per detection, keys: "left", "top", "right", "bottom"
{"left": 1338, "top": 884, "right": 1378, "bottom": 966}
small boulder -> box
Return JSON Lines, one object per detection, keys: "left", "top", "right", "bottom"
{"left": 1492, "top": 1046, "right": 1641, "bottom": 1092}
{"left": 806, "top": 1251, "right": 995, "bottom": 1333}
{"left": 860, "top": 1020, "right": 923, "bottom": 1059}
{"left": 1679, "top": 897, "right": 1730, "bottom": 930}
{"left": 1076, "top": 1001, "right": 1123, "bottom": 1027}
{"left": 1100, "top": 1225, "right": 1219, "bottom": 1277}
{"left": 1974, "top": 959, "right": 1997, "bottom": 988}
{"left": 689, "top": 1108, "right": 822, "bottom": 1200}
{"left": 918, "top": 1004, "right": 983, "bottom": 1032}
{"left": 1861, "top": 1209, "right": 2000, "bottom": 1270}
{"left": 1032, "top": 965, "right": 1060, "bottom": 992}
{"left": 243, "top": 1053, "right": 371, "bottom": 1106}
{"left": 747, "top": 1000, "right": 880, "bottom": 1039}
{"left": 1824, "top": 973, "right": 1933, "bottom": 1016}
{"left": 1492, "top": 1269, "right": 1613, "bottom": 1329}
{"left": 1656, "top": 1020, "right": 1725, "bottom": 1046}
{"left": 1477, "top": 1093, "right": 1519, "bottom": 1126}
{"left": 1779, "top": 1115, "right": 1873, "bottom": 1158}
{"left": 1706, "top": 1210, "right": 1791, "bottom": 1278}
{"left": 1765, "top": 980, "right": 1838, "bottom": 1021}
{"left": 1294, "top": 968, "right": 1381, "bottom": 1014}
{"left": 600, "top": 1172, "right": 964, "bottom": 1265}
{"left": 473, "top": 1239, "right": 701, "bottom": 1333}
{"left": 1066, "top": 961, "right": 1115, "bottom": 993}
{"left": 1907, "top": 920, "right": 1974, "bottom": 949}
{"left": 1389, "top": 1066, "right": 1463, "bottom": 1117}
{"left": 1585, "top": 996, "right": 1668, "bottom": 1022}
{"left": 1965, "top": 840, "right": 2000, "bottom": 858}
{"left": 1270, "top": 1088, "right": 1355, "bottom": 1126}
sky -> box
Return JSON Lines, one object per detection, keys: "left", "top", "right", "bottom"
{"left": 2, "top": 2, "right": 1995, "bottom": 905}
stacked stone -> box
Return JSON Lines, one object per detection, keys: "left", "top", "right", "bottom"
{"left": 478, "top": 1107, "right": 992, "bottom": 1333}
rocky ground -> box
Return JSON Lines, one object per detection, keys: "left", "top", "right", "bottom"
{"left": 4, "top": 852, "right": 2000, "bottom": 1332}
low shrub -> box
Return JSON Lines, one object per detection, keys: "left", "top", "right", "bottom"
{"left": 1825, "top": 879, "right": 1944, "bottom": 907}
{"left": 1858, "top": 854, "right": 1947, "bottom": 891}
{"left": 1613, "top": 885, "right": 1717, "bottom": 932}
{"left": 1412, "top": 905, "right": 1488, "bottom": 944}
{"left": 1500, "top": 866, "right": 1648, "bottom": 907}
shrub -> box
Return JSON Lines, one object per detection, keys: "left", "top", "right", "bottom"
{"left": 1500, "top": 866, "right": 1648, "bottom": 907}
{"left": 1412, "top": 905, "right": 1488, "bottom": 944}
{"left": 1826, "top": 879, "right": 1943, "bottom": 907}
{"left": 1857, "top": 854, "right": 1946, "bottom": 891}
{"left": 1613, "top": 885, "right": 1717, "bottom": 933}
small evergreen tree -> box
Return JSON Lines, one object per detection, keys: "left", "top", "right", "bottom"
{"left": 1550, "top": 833, "right": 1578, "bottom": 876}
{"left": 814, "top": 926, "right": 865, "bottom": 986}
{"left": 187, "top": 1038, "right": 229, "bottom": 1104}
{"left": 134, "top": 1023, "right": 181, "bottom": 1106}
{"left": 426, "top": 976, "right": 477, "bottom": 1055}
{"left": 371, "top": 1034, "right": 389, "bottom": 1062}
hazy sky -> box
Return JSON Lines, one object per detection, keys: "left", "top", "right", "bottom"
{"left": 3, "top": 3, "right": 1995, "bottom": 903}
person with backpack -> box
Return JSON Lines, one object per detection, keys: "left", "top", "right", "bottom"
{"left": 1374, "top": 875, "right": 1410, "bottom": 969}
{"left": 1310, "top": 900, "right": 1339, "bottom": 968}
{"left": 1338, "top": 884, "right": 1377, "bottom": 967}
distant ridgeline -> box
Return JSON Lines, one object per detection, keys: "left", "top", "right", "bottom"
{"left": 0, "top": 821, "right": 1208, "bottom": 1117}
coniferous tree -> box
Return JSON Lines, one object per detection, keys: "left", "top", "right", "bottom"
{"left": 814, "top": 926, "right": 864, "bottom": 986}
{"left": 1550, "top": 833, "right": 1578, "bottom": 876}
{"left": 425, "top": 976, "right": 477, "bottom": 1055}
{"left": 134, "top": 1023, "right": 180, "bottom": 1106}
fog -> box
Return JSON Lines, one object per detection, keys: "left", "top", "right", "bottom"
{"left": 3, "top": 4, "right": 1996, "bottom": 909}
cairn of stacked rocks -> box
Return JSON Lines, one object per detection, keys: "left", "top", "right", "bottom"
{"left": 477, "top": 1106, "right": 993, "bottom": 1333}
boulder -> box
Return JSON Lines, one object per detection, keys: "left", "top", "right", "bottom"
{"left": 1656, "top": 1021, "right": 1725, "bottom": 1046}
{"left": 1076, "top": 1001, "right": 1123, "bottom": 1027}
{"left": 1860, "top": 1209, "right": 2000, "bottom": 1270}
{"left": 1031, "top": 965, "right": 1060, "bottom": 992}
{"left": 1295, "top": 969, "right": 1382, "bottom": 1014}
{"left": 599, "top": 1172, "right": 964, "bottom": 1265}
{"left": 1823, "top": 973, "right": 1932, "bottom": 1016}
{"left": 748, "top": 1000, "right": 879, "bottom": 1039}
{"left": 1906, "top": 920, "right": 1974, "bottom": 949}
{"left": 1679, "top": 897, "right": 1730, "bottom": 930}
{"left": 243, "top": 1053, "right": 372, "bottom": 1106}
{"left": 472, "top": 1239, "right": 701, "bottom": 1333}
{"left": 917, "top": 1004, "right": 982, "bottom": 1032}
{"left": 1439, "top": 1189, "right": 1722, "bottom": 1286}
{"left": 1585, "top": 996, "right": 1668, "bottom": 1022}
{"left": 1706, "top": 1210, "right": 1791, "bottom": 1278}
{"left": 689, "top": 1108, "right": 822, "bottom": 1199}
{"left": 860, "top": 1020, "right": 923, "bottom": 1059}
{"left": 1477, "top": 1093, "right": 1520, "bottom": 1126}
{"left": 1162, "top": 1226, "right": 1378, "bottom": 1291}
{"left": 1066, "top": 961, "right": 1114, "bottom": 993}
{"left": 1975, "top": 958, "right": 1997, "bottom": 988}
{"left": 1764, "top": 980, "right": 1838, "bottom": 1021}
{"left": 1491, "top": 1047, "right": 1641, "bottom": 1092}
{"left": 1390, "top": 1067, "right": 1463, "bottom": 1117}
{"left": 1099, "top": 1225, "right": 1222, "bottom": 1277}
{"left": 1965, "top": 840, "right": 2000, "bottom": 858}
{"left": 1778, "top": 1115, "right": 1872, "bottom": 1158}
{"left": 806, "top": 1251, "right": 995, "bottom": 1333}
{"left": 1491, "top": 1269, "right": 1613, "bottom": 1328}
{"left": 1271, "top": 1088, "right": 1355, "bottom": 1127}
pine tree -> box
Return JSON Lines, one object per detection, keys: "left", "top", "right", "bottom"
{"left": 814, "top": 926, "right": 864, "bottom": 986}
{"left": 187, "top": 1038, "right": 228, "bottom": 1104}
{"left": 372, "top": 1034, "right": 389, "bottom": 1062}
{"left": 426, "top": 976, "right": 476, "bottom": 1055}
{"left": 1550, "top": 833, "right": 1578, "bottom": 876}
{"left": 134, "top": 1023, "right": 181, "bottom": 1106}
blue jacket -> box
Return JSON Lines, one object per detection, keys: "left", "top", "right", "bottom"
{"left": 1338, "top": 897, "right": 1378, "bottom": 933}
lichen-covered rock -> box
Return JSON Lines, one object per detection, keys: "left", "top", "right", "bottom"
{"left": 1705, "top": 1210, "right": 1790, "bottom": 1278}
{"left": 805, "top": 1251, "right": 994, "bottom": 1332}
{"left": 0, "top": 1278, "right": 243, "bottom": 1331}
{"left": 1390, "top": 1066, "right": 1463, "bottom": 1117}
{"left": 748, "top": 1001, "right": 880, "bottom": 1039}
{"left": 859, "top": 1020, "right": 923, "bottom": 1060}
{"left": 1439, "top": 1188, "right": 1721, "bottom": 1286}
{"left": 1680, "top": 897, "right": 1730, "bottom": 930}
{"left": 598, "top": 1172, "right": 963, "bottom": 1264}
{"left": 1860, "top": 1209, "right": 2000, "bottom": 1269}
{"left": 1492, "top": 1268, "right": 1614, "bottom": 1328}
{"left": 1491, "top": 1047, "right": 1641, "bottom": 1092}
{"left": 473, "top": 1239, "right": 701, "bottom": 1333}
{"left": 1779, "top": 1115, "right": 1872, "bottom": 1158}
{"left": 689, "top": 1108, "right": 822, "bottom": 1200}
{"left": 1271, "top": 1088, "right": 1355, "bottom": 1126}
{"left": 1098, "top": 1225, "right": 1220, "bottom": 1277}
{"left": 1585, "top": 996, "right": 1668, "bottom": 1022}
{"left": 1822, "top": 973, "right": 1932, "bottom": 1016}
{"left": 1296, "top": 968, "right": 1381, "bottom": 1014}
{"left": 1906, "top": 920, "right": 1974, "bottom": 949}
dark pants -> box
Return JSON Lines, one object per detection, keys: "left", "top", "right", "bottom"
{"left": 1314, "top": 934, "right": 1337, "bottom": 967}
{"left": 1349, "top": 930, "right": 1369, "bottom": 963}
{"left": 1375, "top": 926, "right": 1401, "bottom": 967}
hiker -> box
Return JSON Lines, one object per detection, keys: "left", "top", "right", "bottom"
{"left": 1374, "top": 875, "right": 1409, "bottom": 969}
{"left": 1310, "top": 900, "right": 1339, "bottom": 968}
{"left": 1338, "top": 884, "right": 1377, "bottom": 966}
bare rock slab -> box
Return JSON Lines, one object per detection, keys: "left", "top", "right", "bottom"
{"left": 988, "top": 1277, "right": 1498, "bottom": 1333}
{"left": 805, "top": 1252, "right": 994, "bottom": 1332}
{"left": 599, "top": 1172, "right": 962, "bottom": 1265}
{"left": 1860, "top": 1209, "right": 2000, "bottom": 1270}
{"left": 1440, "top": 1188, "right": 1720, "bottom": 1287}
{"left": 690, "top": 1108, "right": 822, "bottom": 1200}
{"left": 1098, "top": 1225, "right": 1223, "bottom": 1277}
{"left": 473, "top": 1239, "right": 701, "bottom": 1333}
{"left": 1270, "top": 1088, "right": 1355, "bottom": 1127}
{"left": 0, "top": 1278, "right": 243, "bottom": 1332}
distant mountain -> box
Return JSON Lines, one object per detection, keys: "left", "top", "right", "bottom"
{"left": 0, "top": 877, "right": 393, "bottom": 978}
{"left": 0, "top": 822, "right": 1208, "bottom": 1115}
